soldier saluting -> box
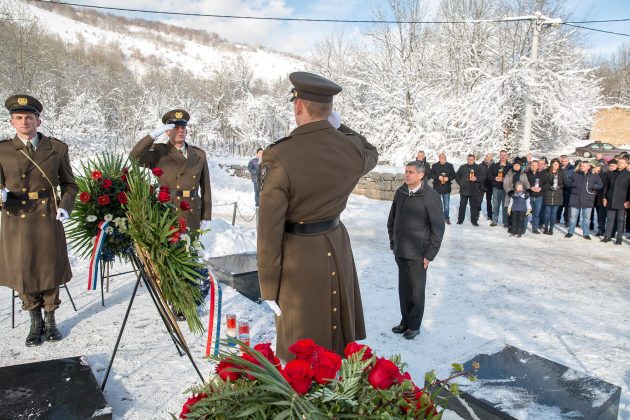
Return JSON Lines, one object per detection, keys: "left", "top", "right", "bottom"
{"left": 0, "top": 94, "right": 78, "bottom": 346}
{"left": 130, "top": 109, "right": 211, "bottom": 231}
{"left": 257, "top": 72, "right": 378, "bottom": 360}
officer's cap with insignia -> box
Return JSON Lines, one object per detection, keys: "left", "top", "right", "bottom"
{"left": 5, "top": 94, "right": 43, "bottom": 116}
{"left": 289, "top": 72, "right": 342, "bottom": 104}
{"left": 162, "top": 109, "right": 190, "bottom": 127}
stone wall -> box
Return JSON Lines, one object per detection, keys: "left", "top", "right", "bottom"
{"left": 221, "top": 164, "right": 459, "bottom": 201}
{"left": 590, "top": 107, "right": 630, "bottom": 147}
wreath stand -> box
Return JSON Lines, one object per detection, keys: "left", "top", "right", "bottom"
{"left": 100, "top": 246, "right": 205, "bottom": 391}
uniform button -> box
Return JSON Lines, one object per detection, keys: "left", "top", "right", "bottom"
{"left": 176, "top": 197, "right": 181, "bottom": 200}
{"left": 332, "top": 272, "right": 336, "bottom": 276}
{"left": 176, "top": 185, "right": 180, "bottom": 189}
{"left": 332, "top": 325, "right": 337, "bottom": 330}
{"left": 22, "top": 188, "right": 27, "bottom": 192}
{"left": 191, "top": 197, "right": 195, "bottom": 201}
{"left": 41, "top": 200, "right": 46, "bottom": 204}
{"left": 327, "top": 252, "right": 332, "bottom": 257}
{"left": 332, "top": 290, "right": 337, "bottom": 295}
{"left": 21, "top": 214, "right": 26, "bottom": 218}
{"left": 332, "top": 307, "right": 337, "bottom": 312}
{"left": 42, "top": 213, "right": 46, "bottom": 217}
{"left": 21, "top": 174, "right": 25, "bottom": 178}
{"left": 192, "top": 175, "right": 196, "bottom": 179}
{"left": 21, "top": 201, "right": 26, "bottom": 205}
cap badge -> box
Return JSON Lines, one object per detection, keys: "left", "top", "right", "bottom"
{"left": 175, "top": 112, "right": 183, "bottom": 119}
{"left": 17, "top": 97, "right": 28, "bottom": 105}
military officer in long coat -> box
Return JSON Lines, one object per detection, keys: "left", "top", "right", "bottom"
{"left": 257, "top": 72, "right": 378, "bottom": 361}
{"left": 129, "top": 109, "right": 211, "bottom": 231}
{"left": 0, "top": 94, "right": 78, "bottom": 346}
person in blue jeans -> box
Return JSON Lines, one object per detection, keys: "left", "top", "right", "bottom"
{"left": 542, "top": 159, "right": 564, "bottom": 235}
{"left": 565, "top": 161, "right": 603, "bottom": 239}
{"left": 429, "top": 152, "right": 456, "bottom": 224}
{"left": 248, "top": 148, "right": 263, "bottom": 207}
{"left": 525, "top": 160, "right": 548, "bottom": 234}
{"left": 489, "top": 150, "right": 512, "bottom": 227}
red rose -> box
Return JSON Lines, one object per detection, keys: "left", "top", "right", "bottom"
{"left": 312, "top": 350, "right": 342, "bottom": 384}
{"left": 179, "top": 393, "right": 208, "bottom": 419}
{"left": 403, "top": 387, "right": 438, "bottom": 417}
{"left": 122, "top": 167, "right": 129, "bottom": 175}
{"left": 158, "top": 191, "right": 170, "bottom": 203}
{"left": 254, "top": 343, "right": 281, "bottom": 368}
{"left": 180, "top": 201, "right": 191, "bottom": 211}
{"left": 120, "top": 174, "right": 127, "bottom": 182}
{"left": 152, "top": 167, "right": 164, "bottom": 177}
{"left": 281, "top": 359, "right": 314, "bottom": 395}
{"left": 368, "top": 357, "right": 404, "bottom": 390}
{"left": 239, "top": 353, "right": 261, "bottom": 380}
{"left": 101, "top": 179, "right": 113, "bottom": 189}
{"left": 159, "top": 185, "right": 170, "bottom": 193}
{"left": 288, "top": 338, "right": 325, "bottom": 364}
{"left": 178, "top": 217, "right": 187, "bottom": 233}
{"left": 91, "top": 170, "right": 102, "bottom": 180}
{"left": 216, "top": 358, "right": 241, "bottom": 382}
{"left": 79, "top": 192, "right": 91, "bottom": 203}
{"left": 168, "top": 228, "right": 181, "bottom": 244}
{"left": 97, "top": 195, "right": 110, "bottom": 206}
{"left": 117, "top": 191, "right": 128, "bottom": 205}
{"left": 344, "top": 342, "right": 374, "bottom": 361}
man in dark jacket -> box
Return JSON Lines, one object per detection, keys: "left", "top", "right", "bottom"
{"left": 525, "top": 160, "right": 548, "bottom": 234}
{"left": 387, "top": 161, "right": 445, "bottom": 340}
{"left": 415, "top": 150, "right": 431, "bottom": 173}
{"left": 480, "top": 153, "right": 494, "bottom": 221}
{"left": 248, "top": 148, "right": 263, "bottom": 207}
{"left": 456, "top": 154, "right": 484, "bottom": 226}
{"left": 564, "top": 161, "right": 603, "bottom": 239}
{"left": 557, "top": 155, "right": 574, "bottom": 225}
{"left": 489, "top": 150, "right": 512, "bottom": 227}
{"left": 602, "top": 156, "right": 630, "bottom": 244}
{"left": 429, "top": 152, "right": 456, "bottom": 224}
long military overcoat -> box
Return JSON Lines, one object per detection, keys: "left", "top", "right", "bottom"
{"left": 130, "top": 135, "right": 212, "bottom": 231}
{"left": 257, "top": 120, "right": 378, "bottom": 361}
{"left": 0, "top": 134, "right": 77, "bottom": 293}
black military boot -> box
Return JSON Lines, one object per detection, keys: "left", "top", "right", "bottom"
{"left": 26, "top": 309, "right": 44, "bottom": 347}
{"left": 44, "top": 311, "right": 63, "bottom": 341}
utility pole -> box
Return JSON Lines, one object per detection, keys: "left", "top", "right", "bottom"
{"left": 521, "top": 12, "right": 541, "bottom": 155}
{"left": 520, "top": 12, "right": 562, "bottom": 155}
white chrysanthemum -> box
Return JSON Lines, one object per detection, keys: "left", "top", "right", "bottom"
{"left": 104, "top": 214, "right": 113, "bottom": 222}
{"left": 104, "top": 226, "right": 114, "bottom": 235}
{"left": 86, "top": 215, "right": 97, "bottom": 222}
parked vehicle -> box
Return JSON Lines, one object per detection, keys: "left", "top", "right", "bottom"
{"left": 574, "top": 141, "right": 628, "bottom": 159}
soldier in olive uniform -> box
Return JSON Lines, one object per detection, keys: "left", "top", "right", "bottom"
{"left": 257, "top": 72, "right": 378, "bottom": 361}
{"left": 130, "top": 109, "right": 211, "bottom": 231}
{"left": 0, "top": 95, "right": 78, "bottom": 346}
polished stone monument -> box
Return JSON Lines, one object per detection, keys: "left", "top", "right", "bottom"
{"left": 448, "top": 343, "right": 621, "bottom": 419}
{"left": 205, "top": 252, "right": 261, "bottom": 302}
{"left": 0, "top": 356, "right": 111, "bottom": 419}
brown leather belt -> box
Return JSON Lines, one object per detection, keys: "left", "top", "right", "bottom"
{"left": 285, "top": 217, "right": 340, "bottom": 235}
{"left": 8, "top": 191, "right": 52, "bottom": 200}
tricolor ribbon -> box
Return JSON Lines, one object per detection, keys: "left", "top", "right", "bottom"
{"left": 87, "top": 221, "right": 110, "bottom": 290}
{"left": 205, "top": 270, "right": 223, "bottom": 357}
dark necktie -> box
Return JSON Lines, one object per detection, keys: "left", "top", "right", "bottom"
{"left": 26, "top": 142, "right": 34, "bottom": 158}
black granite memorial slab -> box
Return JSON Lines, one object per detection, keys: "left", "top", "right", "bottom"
{"left": 0, "top": 356, "right": 111, "bottom": 420}
{"left": 206, "top": 252, "right": 261, "bottom": 302}
{"left": 448, "top": 343, "right": 621, "bottom": 420}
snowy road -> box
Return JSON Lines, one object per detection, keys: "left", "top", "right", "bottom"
{"left": 1, "top": 162, "right": 628, "bottom": 419}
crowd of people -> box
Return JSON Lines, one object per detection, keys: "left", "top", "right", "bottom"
{"left": 416, "top": 150, "right": 630, "bottom": 244}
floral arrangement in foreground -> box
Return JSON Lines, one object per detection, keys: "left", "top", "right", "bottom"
{"left": 179, "top": 339, "right": 479, "bottom": 419}
{"left": 67, "top": 153, "right": 133, "bottom": 262}
{"left": 123, "top": 161, "right": 209, "bottom": 333}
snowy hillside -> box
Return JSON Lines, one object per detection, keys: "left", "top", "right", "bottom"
{"left": 23, "top": 2, "right": 306, "bottom": 83}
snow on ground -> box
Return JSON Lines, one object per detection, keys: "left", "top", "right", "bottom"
{"left": 1, "top": 161, "right": 629, "bottom": 419}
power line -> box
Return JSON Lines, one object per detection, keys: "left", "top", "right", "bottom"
{"left": 28, "top": 0, "right": 630, "bottom": 37}
{"left": 564, "top": 23, "right": 630, "bottom": 37}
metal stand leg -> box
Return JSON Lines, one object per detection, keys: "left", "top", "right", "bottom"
{"left": 61, "top": 284, "right": 77, "bottom": 312}
{"left": 11, "top": 290, "right": 16, "bottom": 329}
{"left": 101, "top": 252, "right": 205, "bottom": 391}
{"left": 100, "top": 262, "right": 105, "bottom": 307}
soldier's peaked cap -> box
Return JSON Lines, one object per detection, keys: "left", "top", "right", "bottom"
{"left": 5, "top": 94, "right": 43, "bottom": 116}
{"left": 289, "top": 72, "right": 342, "bottom": 103}
{"left": 162, "top": 109, "right": 190, "bottom": 126}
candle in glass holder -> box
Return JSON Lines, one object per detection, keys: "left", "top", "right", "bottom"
{"left": 238, "top": 321, "right": 250, "bottom": 351}
{"left": 469, "top": 169, "right": 475, "bottom": 181}
{"left": 226, "top": 313, "right": 237, "bottom": 347}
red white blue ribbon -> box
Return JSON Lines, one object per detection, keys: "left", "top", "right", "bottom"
{"left": 205, "top": 270, "right": 223, "bottom": 357}
{"left": 87, "top": 221, "right": 110, "bottom": 290}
